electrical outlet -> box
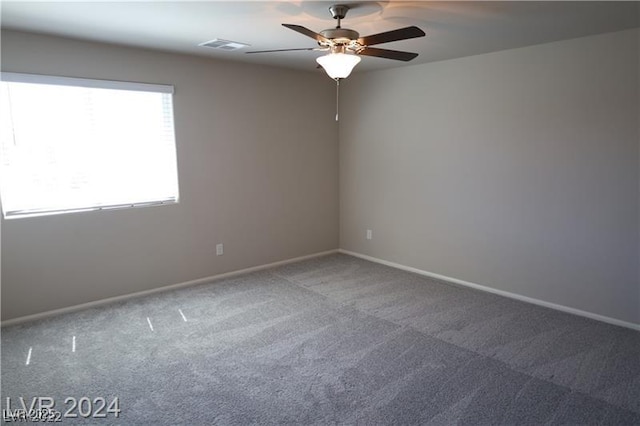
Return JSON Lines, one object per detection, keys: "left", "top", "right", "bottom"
{"left": 366, "top": 229, "right": 372, "bottom": 240}
{"left": 216, "top": 243, "right": 224, "bottom": 256}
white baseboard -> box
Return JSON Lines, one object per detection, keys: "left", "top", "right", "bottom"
{"left": 5, "top": 248, "right": 638, "bottom": 332}
{"left": 339, "top": 249, "right": 640, "bottom": 332}
{"left": 1, "top": 249, "right": 339, "bottom": 327}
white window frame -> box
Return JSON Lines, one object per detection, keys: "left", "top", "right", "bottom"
{"left": 0, "top": 72, "right": 180, "bottom": 219}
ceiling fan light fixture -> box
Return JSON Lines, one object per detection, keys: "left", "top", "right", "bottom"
{"left": 316, "top": 52, "right": 361, "bottom": 80}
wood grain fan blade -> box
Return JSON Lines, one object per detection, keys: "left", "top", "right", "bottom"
{"left": 358, "top": 47, "right": 418, "bottom": 62}
{"left": 357, "top": 26, "right": 425, "bottom": 47}
{"left": 282, "top": 24, "right": 329, "bottom": 43}
{"left": 246, "top": 48, "right": 317, "bottom": 54}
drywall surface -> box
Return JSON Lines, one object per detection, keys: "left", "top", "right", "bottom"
{"left": 1, "top": 30, "right": 339, "bottom": 320}
{"left": 340, "top": 29, "right": 640, "bottom": 324}
{"left": 637, "top": 25, "right": 640, "bottom": 326}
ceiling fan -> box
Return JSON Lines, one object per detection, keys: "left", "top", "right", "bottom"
{"left": 247, "top": 4, "right": 426, "bottom": 80}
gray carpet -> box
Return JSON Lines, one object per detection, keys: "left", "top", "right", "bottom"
{"left": 2, "top": 253, "right": 639, "bottom": 425}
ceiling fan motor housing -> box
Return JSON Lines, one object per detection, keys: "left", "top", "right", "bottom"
{"left": 320, "top": 28, "right": 359, "bottom": 45}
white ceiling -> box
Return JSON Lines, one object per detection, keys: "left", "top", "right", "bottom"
{"left": 1, "top": 1, "right": 639, "bottom": 74}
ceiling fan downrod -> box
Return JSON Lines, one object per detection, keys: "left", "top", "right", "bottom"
{"left": 329, "top": 4, "right": 349, "bottom": 29}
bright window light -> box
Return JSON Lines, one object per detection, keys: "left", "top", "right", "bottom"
{"left": 0, "top": 73, "right": 179, "bottom": 218}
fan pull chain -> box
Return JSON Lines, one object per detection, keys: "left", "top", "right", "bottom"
{"left": 335, "top": 78, "right": 340, "bottom": 122}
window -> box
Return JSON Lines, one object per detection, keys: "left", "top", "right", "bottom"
{"left": 0, "top": 72, "right": 179, "bottom": 219}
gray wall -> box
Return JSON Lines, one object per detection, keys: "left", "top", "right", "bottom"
{"left": 3, "top": 28, "right": 639, "bottom": 326}
{"left": 340, "top": 29, "right": 640, "bottom": 324}
{"left": 1, "top": 30, "right": 339, "bottom": 320}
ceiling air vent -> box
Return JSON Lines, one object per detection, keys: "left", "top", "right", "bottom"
{"left": 199, "top": 39, "right": 250, "bottom": 51}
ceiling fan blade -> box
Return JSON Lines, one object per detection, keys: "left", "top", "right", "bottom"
{"left": 246, "top": 47, "right": 318, "bottom": 54}
{"left": 358, "top": 47, "right": 419, "bottom": 62}
{"left": 357, "top": 26, "right": 425, "bottom": 47}
{"left": 282, "top": 24, "right": 329, "bottom": 44}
